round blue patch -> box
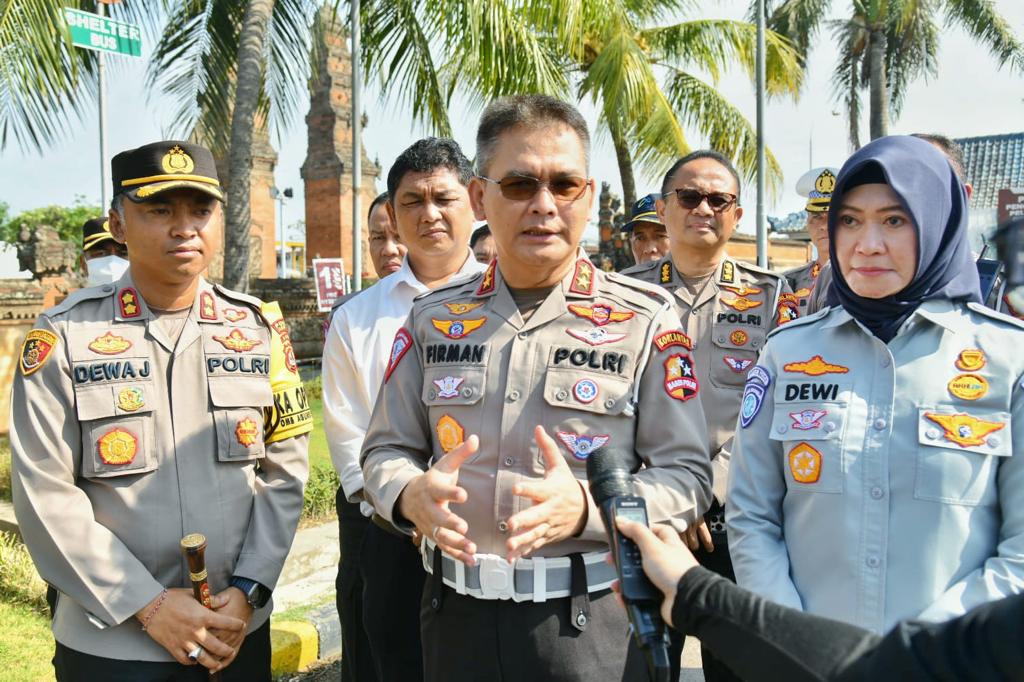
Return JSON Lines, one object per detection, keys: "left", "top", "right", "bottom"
{"left": 740, "top": 383, "right": 766, "bottom": 428}
{"left": 573, "top": 378, "right": 599, "bottom": 404}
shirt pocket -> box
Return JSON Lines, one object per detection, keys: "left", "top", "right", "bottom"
{"left": 422, "top": 366, "right": 486, "bottom": 463}
{"left": 75, "top": 382, "right": 157, "bottom": 479}
{"left": 769, "top": 400, "right": 848, "bottom": 494}
{"left": 209, "top": 377, "right": 273, "bottom": 462}
{"left": 542, "top": 366, "right": 633, "bottom": 415}
{"left": 914, "top": 407, "right": 1010, "bottom": 506}
{"left": 709, "top": 323, "right": 766, "bottom": 389}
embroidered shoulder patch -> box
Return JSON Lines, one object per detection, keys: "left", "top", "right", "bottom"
{"left": 663, "top": 353, "right": 699, "bottom": 401}
{"left": 740, "top": 366, "right": 772, "bottom": 428}
{"left": 384, "top": 328, "right": 413, "bottom": 383}
{"left": 653, "top": 329, "right": 693, "bottom": 351}
{"left": 20, "top": 329, "right": 59, "bottom": 376}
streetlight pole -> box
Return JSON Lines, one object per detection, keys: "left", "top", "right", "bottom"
{"left": 272, "top": 187, "right": 293, "bottom": 278}
{"left": 97, "top": 2, "right": 109, "bottom": 212}
{"left": 351, "top": 0, "right": 363, "bottom": 292}
{"left": 755, "top": 0, "right": 768, "bottom": 268}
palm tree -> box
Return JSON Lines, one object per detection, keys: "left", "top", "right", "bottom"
{"left": 760, "top": 0, "right": 1024, "bottom": 148}
{"left": 362, "top": 0, "right": 806, "bottom": 207}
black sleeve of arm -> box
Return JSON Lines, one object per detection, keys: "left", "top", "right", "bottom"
{"left": 671, "top": 567, "right": 881, "bottom": 682}
{"left": 833, "top": 593, "right": 1024, "bottom": 682}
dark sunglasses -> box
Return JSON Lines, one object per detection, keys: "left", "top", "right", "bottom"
{"left": 663, "top": 188, "right": 737, "bottom": 212}
{"left": 478, "top": 174, "right": 590, "bottom": 202}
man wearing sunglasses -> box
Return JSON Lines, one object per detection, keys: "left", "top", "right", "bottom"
{"left": 622, "top": 149, "right": 795, "bottom": 682}
{"left": 361, "top": 94, "right": 712, "bottom": 681}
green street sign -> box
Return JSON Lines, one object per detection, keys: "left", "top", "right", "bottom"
{"left": 63, "top": 8, "right": 142, "bottom": 57}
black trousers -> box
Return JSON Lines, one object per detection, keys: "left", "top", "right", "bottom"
{"left": 359, "top": 520, "right": 426, "bottom": 682}
{"left": 336, "top": 488, "right": 377, "bottom": 682}
{"left": 421, "top": 566, "right": 650, "bottom": 682}
{"left": 690, "top": 500, "right": 743, "bottom": 682}
{"left": 53, "top": 619, "right": 271, "bottom": 682}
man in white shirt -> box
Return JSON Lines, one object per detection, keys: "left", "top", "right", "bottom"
{"left": 322, "top": 137, "right": 485, "bottom": 682}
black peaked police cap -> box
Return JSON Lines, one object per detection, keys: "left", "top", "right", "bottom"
{"left": 111, "top": 140, "right": 223, "bottom": 202}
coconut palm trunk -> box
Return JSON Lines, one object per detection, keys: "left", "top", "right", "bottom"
{"left": 223, "top": 0, "right": 276, "bottom": 292}
{"left": 611, "top": 128, "right": 637, "bottom": 210}
{"left": 868, "top": 26, "right": 889, "bottom": 140}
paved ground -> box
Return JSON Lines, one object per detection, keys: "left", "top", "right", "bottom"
{"left": 280, "top": 637, "right": 706, "bottom": 681}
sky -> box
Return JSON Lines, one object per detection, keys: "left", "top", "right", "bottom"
{"left": 2, "top": 1, "right": 1024, "bottom": 254}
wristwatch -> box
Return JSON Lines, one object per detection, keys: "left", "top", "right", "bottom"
{"left": 230, "top": 576, "right": 270, "bottom": 609}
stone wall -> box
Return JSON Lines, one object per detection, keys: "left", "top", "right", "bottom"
{"left": 248, "top": 278, "right": 325, "bottom": 362}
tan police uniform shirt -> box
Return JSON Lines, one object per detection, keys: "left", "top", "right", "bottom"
{"left": 783, "top": 261, "right": 822, "bottom": 317}
{"left": 10, "top": 271, "right": 309, "bottom": 661}
{"left": 622, "top": 254, "right": 794, "bottom": 503}
{"left": 361, "top": 253, "right": 713, "bottom": 557}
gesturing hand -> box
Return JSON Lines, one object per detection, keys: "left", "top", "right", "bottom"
{"left": 397, "top": 435, "right": 479, "bottom": 565}
{"left": 506, "top": 426, "right": 588, "bottom": 562}
{"left": 137, "top": 588, "right": 244, "bottom": 672}
{"left": 612, "top": 518, "right": 699, "bottom": 627}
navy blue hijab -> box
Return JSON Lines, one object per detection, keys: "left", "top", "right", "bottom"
{"left": 825, "top": 135, "right": 981, "bottom": 342}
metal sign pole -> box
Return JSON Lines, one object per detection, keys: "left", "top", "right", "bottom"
{"left": 98, "top": 2, "right": 109, "bottom": 213}
{"left": 351, "top": 0, "right": 363, "bottom": 291}
{"left": 755, "top": 0, "right": 768, "bottom": 268}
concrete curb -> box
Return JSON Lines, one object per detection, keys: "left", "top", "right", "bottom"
{"left": 271, "top": 603, "right": 342, "bottom": 675}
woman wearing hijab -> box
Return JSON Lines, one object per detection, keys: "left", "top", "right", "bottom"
{"left": 725, "top": 135, "right": 1024, "bottom": 635}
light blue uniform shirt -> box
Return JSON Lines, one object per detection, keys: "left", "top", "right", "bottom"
{"left": 727, "top": 299, "right": 1024, "bottom": 634}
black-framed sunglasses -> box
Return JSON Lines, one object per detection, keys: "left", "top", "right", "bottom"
{"left": 663, "top": 188, "right": 738, "bottom": 212}
{"left": 478, "top": 174, "right": 591, "bottom": 202}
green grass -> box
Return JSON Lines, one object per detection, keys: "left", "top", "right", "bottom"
{"left": 0, "top": 436, "right": 11, "bottom": 503}
{"left": 272, "top": 591, "right": 334, "bottom": 624}
{"left": 0, "top": 531, "right": 54, "bottom": 680}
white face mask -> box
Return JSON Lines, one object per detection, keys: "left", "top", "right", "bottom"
{"left": 86, "top": 255, "right": 130, "bottom": 286}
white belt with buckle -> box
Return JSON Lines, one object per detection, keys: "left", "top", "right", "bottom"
{"left": 421, "top": 539, "right": 615, "bottom": 602}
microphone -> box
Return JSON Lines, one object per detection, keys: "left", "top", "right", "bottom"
{"left": 587, "top": 450, "right": 671, "bottom": 682}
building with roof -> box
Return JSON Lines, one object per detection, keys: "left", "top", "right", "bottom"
{"left": 956, "top": 131, "right": 1024, "bottom": 250}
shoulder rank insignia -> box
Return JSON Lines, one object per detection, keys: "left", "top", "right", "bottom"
{"left": 794, "top": 288, "right": 812, "bottom": 298}
{"left": 88, "top": 331, "right": 132, "bottom": 355}
{"left": 567, "top": 303, "right": 634, "bottom": 326}
{"left": 20, "top": 329, "right": 59, "bottom": 377}
{"left": 199, "top": 291, "right": 217, "bottom": 320}
{"left": 654, "top": 329, "right": 693, "bottom": 351}
{"left": 432, "top": 376, "right": 465, "bottom": 399}
{"left": 212, "top": 328, "right": 262, "bottom": 353}
{"left": 812, "top": 263, "right": 821, "bottom": 278}
{"left": 569, "top": 259, "right": 595, "bottom": 295}
{"left": 117, "top": 386, "right": 145, "bottom": 412}
{"left": 432, "top": 317, "right": 486, "bottom": 339}
{"left": 721, "top": 296, "right": 761, "bottom": 312}
{"left": 556, "top": 431, "right": 611, "bottom": 460}
{"left": 118, "top": 288, "right": 141, "bottom": 318}
{"left": 723, "top": 285, "right": 761, "bottom": 297}
{"left": 924, "top": 412, "right": 1005, "bottom": 448}
{"left": 955, "top": 349, "right": 986, "bottom": 372}
{"left": 788, "top": 442, "right": 822, "bottom": 483}
{"left": 720, "top": 261, "right": 735, "bottom": 283}
{"left": 97, "top": 427, "right": 138, "bottom": 465}
{"left": 445, "top": 301, "right": 485, "bottom": 315}
{"left": 659, "top": 261, "right": 673, "bottom": 284}
{"left": 436, "top": 414, "right": 465, "bottom": 453}
{"left": 784, "top": 355, "right": 848, "bottom": 376}
{"left": 566, "top": 327, "right": 627, "bottom": 346}
{"left": 722, "top": 356, "right": 754, "bottom": 373}
{"left": 947, "top": 374, "right": 988, "bottom": 401}
{"left": 223, "top": 307, "right": 248, "bottom": 323}
{"left": 235, "top": 417, "right": 260, "bottom": 447}
{"left": 475, "top": 260, "right": 496, "bottom": 295}
{"left": 384, "top": 327, "right": 413, "bottom": 383}
{"left": 664, "top": 353, "right": 699, "bottom": 401}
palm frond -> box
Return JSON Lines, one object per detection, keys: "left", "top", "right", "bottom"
{"left": 943, "top": 0, "right": 1024, "bottom": 73}
{"left": 828, "top": 17, "right": 867, "bottom": 150}
{"left": 755, "top": 0, "right": 835, "bottom": 63}
{"left": 885, "top": 0, "right": 939, "bottom": 117}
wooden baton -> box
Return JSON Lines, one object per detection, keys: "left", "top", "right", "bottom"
{"left": 180, "top": 533, "right": 222, "bottom": 681}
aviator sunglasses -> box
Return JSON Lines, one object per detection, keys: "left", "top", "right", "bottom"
{"left": 478, "top": 174, "right": 591, "bottom": 202}
{"left": 663, "top": 188, "right": 738, "bottom": 213}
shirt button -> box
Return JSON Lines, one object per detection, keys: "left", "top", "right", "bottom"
{"left": 775, "top": 425, "right": 788, "bottom": 435}
{"left": 518, "top": 332, "right": 528, "bottom": 340}
{"left": 461, "top": 388, "right": 473, "bottom": 398}
{"left": 873, "top": 418, "right": 887, "bottom": 430}
{"left": 881, "top": 357, "right": 891, "bottom": 367}
{"left": 498, "top": 521, "right": 509, "bottom": 533}
{"left": 507, "top": 390, "right": 521, "bottom": 402}
{"left": 503, "top": 456, "right": 514, "bottom": 467}
{"left": 988, "top": 437, "right": 1001, "bottom": 448}
{"left": 555, "top": 389, "right": 568, "bottom": 401}
{"left": 870, "top": 487, "right": 884, "bottom": 500}
{"left": 824, "top": 422, "right": 837, "bottom": 433}
{"left": 102, "top": 285, "right": 114, "bottom": 293}
{"left": 604, "top": 398, "right": 615, "bottom": 409}
{"left": 717, "top": 336, "right": 726, "bottom": 343}
{"left": 428, "top": 390, "right": 437, "bottom": 400}
{"left": 926, "top": 428, "right": 940, "bottom": 440}
{"left": 752, "top": 340, "right": 760, "bottom": 348}
{"left": 866, "top": 556, "right": 880, "bottom": 568}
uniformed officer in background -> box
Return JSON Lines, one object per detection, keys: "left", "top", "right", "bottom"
{"left": 470, "top": 224, "right": 497, "bottom": 264}
{"left": 11, "top": 141, "right": 311, "bottom": 680}
{"left": 80, "top": 216, "right": 130, "bottom": 286}
{"left": 623, "top": 193, "right": 670, "bottom": 265}
{"left": 783, "top": 167, "right": 837, "bottom": 316}
{"left": 622, "top": 149, "right": 794, "bottom": 682}
{"left": 361, "top": 94, "right": 712, "bottom": 681}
